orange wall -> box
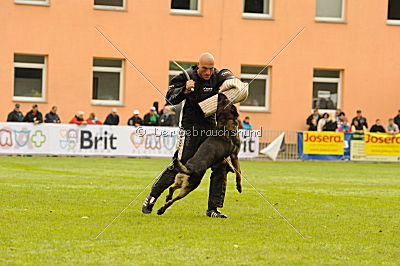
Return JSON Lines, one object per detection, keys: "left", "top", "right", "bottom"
{"left": 0, "top": 0, "right": 399, "bottom": 130}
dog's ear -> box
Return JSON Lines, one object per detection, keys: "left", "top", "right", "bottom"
{"left": 218, "top": 93, "right": 228, "bottom": 102}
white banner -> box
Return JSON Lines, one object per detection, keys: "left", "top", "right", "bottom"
{"left": 0, "top": 123, "right": 259, "bottom": 158}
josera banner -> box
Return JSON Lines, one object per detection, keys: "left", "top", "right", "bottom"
{"left": 298, "top": 131, "right": 351, "bottom": 160}
{"left": 0, "top": 123, "right": 259, "bottom": 158}
{"left": 364, "top": 133, "right": 400, "bottom": 155}
{"left": 350, "top": 133, "right": 400, "bottom": 162}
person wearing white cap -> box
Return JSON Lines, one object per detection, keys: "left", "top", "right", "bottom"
{"left": 104, "top": 108, "right": 119, "bottom": 125}
{"left": 143, "top": 106, "right": 159, "bottom": 126}
{"left": 142, "top": 52, "right": 248, "bottom": 218}
{"left": 127, "top": 109, "right": 143, "bottom": 127}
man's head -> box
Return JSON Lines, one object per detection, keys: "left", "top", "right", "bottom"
{"left": 133, "top": 110, "right": 140, "bottom": 117}
{"left": 389, "top": 118, "right": 394, "bottom": 125}
{"left": 356, "top": 110, "right": 362, "bottom": 118}
{"left": 76, "top": 111, "right": 84, "bottom": 119}
{"left": 111, "top": 108, "right": 117, "bottom": 116}
{"left": 376, "top": 119, "right": 381, "bottom": 126}
{"left": 14, "top": 103, "right": 20, "bottom": 111}
{"left": 244, "top": 116, "right": 250, "bottom": 123}
{"left": 335, "top": 109, "right": 341, "bottom": 116}
{"left": 197, "top": 52, "right": 215, "bottom": 80}
{"left": 32, "top": 104, "right": 38, "bottom": 112}
{"left": 89, "top": 113, "right": 95, "bottom": 120}
{"left": 313, "top": 109, "right": 319, "bottom": 116}
{"left": 149, "top": 106, "right": 156, "bottom": 115}
{"left": 51, "top": 106, "right": 57, "bottom": 113}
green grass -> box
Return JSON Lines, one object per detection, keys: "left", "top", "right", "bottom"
{"left": 0, "top": 157, "right": 399, "bottom": 265}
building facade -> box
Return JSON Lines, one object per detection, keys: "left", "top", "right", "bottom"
{"left": 1, "top": 0, "right": 399, "bottom": 130}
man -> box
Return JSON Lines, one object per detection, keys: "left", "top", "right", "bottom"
{"left": 104, "top": 108, "right": 119, "bottom": 125}
{"left": 394, "top": 109, "right": 400, "bottom": 128}
{"left": 351, "top": 110, "right": 368, "bottom": 129}
{"left": 386, "top": 118, "right": 399, "bottom": 134}
{"left": 369, "top": 119, "right": 386, "bottom": 133}
{"left": 143, "top": 107, "right": 160, "bottom": 126}
{"left": 306, "top": 109, "right": 320, "bottom": 131}
{"left": 45, "top": 106, "right": 61, "bottom": 123}
{"left": 7, "top": 104, "right": 24, "bottom": 122}
{"left": 241, "top": 116, "right": 253, "bottom": 130}
{"left": 159, "top": 105, "right": 175, "bottom": 126}
{"left": 23, "top": 104, "right": 43, "bottom": 124}
{"left": 127, "top": 110, "right": 143, "bottom": 127}
{"left": 142, "top": 52, "right": 237, "bottom": 218}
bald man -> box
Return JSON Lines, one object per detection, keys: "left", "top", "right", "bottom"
{"left": 142, "top": 52, "right": 236, "bottom": 218}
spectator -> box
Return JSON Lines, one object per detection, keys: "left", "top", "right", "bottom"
{"left": 351, "top": 119, "right": 367, "bottom": 133}
{"left": 128, "top": 110, "right": 143, "bottom": 127}
{"left": 23, "top": 104, "right": 43, "bottom": 124}
{"left": 159, "top": 105, "right": 176, "bottom": 126}
{"left": 394, "top": 109, "right": 400, "bottom": 128}
{"left": 317, "top": 113, "right": 329, "bottom": 131}
{"left": 104, "top": 108, "right": 120, "bottom": 125}
{"left": 143, "top": 107, "right": 159, "bottom": 126}
{"left": 337, "top": 117, "right": 352, "bottom": 132}
{"left": 306, "top": 109, "right": 320, "bottom": 131}
{"left": 386, "top": 118, "right": 399, "bottom": 134}
{"left": 370, "top": 119, "right": 386, "bottom": 133}
{"left": 45, "top": 106, "right": 61, "bottom": 123}
{"left": 238, "top": 119, "right": 243, "bottom": 129}
{"left": 70, "top": 111, "right": 87, "bottom": 125}
{"left": 335, "top": 109, "right": 342, "bottom": 122}
{"left": 86, "top": 113, "right": 102, "bottom": 125}
{"left": 242, "top": 116, "right": 253, "bottom": 130}
{"left": 7, "top": 103, "right": 24, "bottom": 122}
{"left": 337, "top": 112, "right": 346, "bottom": 127}
{"left": 351, "top": 110, "right": 368, "bottom": 129}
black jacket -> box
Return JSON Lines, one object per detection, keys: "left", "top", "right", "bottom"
{"left": 394, "top": 115, "right": 400, "bottom": 128}
{"left": 351, "top": 116, "right": 368, "bottom": 129}
{"left": 143, "top": 113, "right": 159, "bottom": 126}
{"left": 7, "top": 110, "right": 24, "bottom": 122}
{"left": 104, "top": 114, "right": 119, "bottom": 125}
{"left": 45, "top": 112, "right": 61, "bottom": 123}
{"left": 127, "top": 116, "right": 143, "bottom": 126}
{"left": 23, "top": 110, "right": 43, "bottom": 123}
{"left": 306, "top": 114, "right": 320, "bottom": 131}
{"left": 159, "top": 113, "right": 175, "bottom": 126}
{"left": 370, "top": 125, "right": 386, "bottom": 133}
{"left": 166, "top": 66, "right": 235, "bottom": 129}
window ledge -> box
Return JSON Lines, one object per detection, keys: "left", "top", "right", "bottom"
{"left": 14, "top": 1, "right": 49, "bottom": 6}
{"left": 170, "top": 9, "right": 202, "bottom": 16}
{"left": 13, "top": 97, "right": 47, "bottom": 103}
{"left": 94, "top": 6, "right": 127, "bottom": 11}
{"left": 387, "top": 20, "right": 400, "bottom": 26}
{"left": 239, "top": 106, "right": 270, "bottom": 113}
{"left": 242, "top": 13, "right": 273, "bottom": 20}
{"left": 315, "top": 17, "right": 346, "bottom": 24}
{"left": 91, "top": 100, "right": 124, "bottom": 106}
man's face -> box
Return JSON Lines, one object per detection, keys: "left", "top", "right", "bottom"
{"left": 357, "top": 112, "right": 362, "bottom": 118}
{"left": 389, "top": 120, "right": 394, "bottom": 126}
{"left": 376, "top": 120, "right": 381, "bottom": 126}
{"left": 52, "top": 107, "right": 57, "bottom": 113}
{"left": 150, "top": 110, "right": 155, "bottom": 115}
{"left": 33, "top": 107, "right": 38, "bottom": 112}
{"left": 197, "top": 61, "right": 214, "bottom": 80}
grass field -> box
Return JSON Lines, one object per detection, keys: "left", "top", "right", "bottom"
{"left": 0, "top": 156, "right": 399, "bottom": 264}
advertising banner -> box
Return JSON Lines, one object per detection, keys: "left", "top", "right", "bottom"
{"left": 364, "top": 133, "right": 400, "bottom": 156}
{"left": 298, "top": 131, "right": 351, "bottom": 160}
{"left": 0, "top": 123, "right": 259, "bottom": 158}
{"left": 350, "top": 133, "right": 400, "bottom": 162}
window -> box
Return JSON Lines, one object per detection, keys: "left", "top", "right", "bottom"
{"left": 15, "top": 0, "right": 49, "bottom": 6}
{"left": 240, "top": 65, "right": 269, "bottom": 112}
{"left": 168, "top": 61, "right": 196, "bottom": 82}
{"left": 312, "top": 69, "right": 342, "bottom": 111}
{"left": 13, "top": 54, "right": 46, "bottom": 102}
{"left": 92, "top": 58, "right": 124, "bottom": 106}
{"left": 171, "top": 0, "right": 201, "bottom": 15}
{"left": 315, "top": 0, "right": 345, "bottom": 22}
{"left": 94, "top": 0, "right": 125, "bottom": 10}
{"left": 388, "top": 0, "right": 400, "bottom": 25}
{"left": 243, "top": 0, "right": 272, "bottom": 19}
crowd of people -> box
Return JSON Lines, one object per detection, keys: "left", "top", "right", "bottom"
{"left": 6, "top": 103, "right": 255, "bottom": 129}
{"left": 306, "top": 109, "right": 400, "bottom": 134}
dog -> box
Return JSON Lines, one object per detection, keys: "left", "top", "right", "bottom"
{"left": 157, "top": 93, "right": 242, "bottom": 215}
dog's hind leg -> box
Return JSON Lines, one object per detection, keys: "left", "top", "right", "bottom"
{"left": 157, "top": 174, "right": 192, "bottom": 215}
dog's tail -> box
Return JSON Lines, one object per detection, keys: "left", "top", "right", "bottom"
{"left": 174, "top": 159, "right": 191, "bottom": 175}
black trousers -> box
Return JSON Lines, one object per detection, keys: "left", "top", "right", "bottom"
{"left": 149, "top": 128, "right": 227, "bottom": 210}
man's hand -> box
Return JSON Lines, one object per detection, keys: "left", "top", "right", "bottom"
{"left": 184, "top": 80, "right": 195, "bottom": 94}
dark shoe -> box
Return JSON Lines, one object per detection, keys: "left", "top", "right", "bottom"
{"left": 142, "top": 194, "right": 156, "bottom": 214}
{"left": 206, "top": 209, "right": 228, "bottom": 218}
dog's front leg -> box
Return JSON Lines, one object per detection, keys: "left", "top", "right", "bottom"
{"left": 230, "top": 151, "right": 242, "bottom": 193}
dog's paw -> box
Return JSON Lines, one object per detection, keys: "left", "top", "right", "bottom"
{"left": 157, "top": 207, "right": 165, "bottom": 215}
{"left": 236, "top": 183, "right": 242, "bottom": 193}
{"left": 165, "top": 195, "right": 172, "bottom": 202}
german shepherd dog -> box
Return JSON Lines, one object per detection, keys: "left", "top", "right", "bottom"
{"left": 157, "top": 93, "right": 242, "bottom": 215}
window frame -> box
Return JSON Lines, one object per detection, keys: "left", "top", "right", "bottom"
{"left": 14, "top": 0, "right": 49, "bottom": 6}
{"left": 315, "top": 0, "right": 346, "bottom": 23}
{"left": 91, "top": 59, "right": 124, "bottom": 106}
{"left": 170, "top": 0, "right": 201, "bottom": 16}
{"left": 239, "top": 69, "right": 270, "bottom": 112}
{"left": 94, "top": 0, "right": 126, "bottom": 11}
{"left": 13, "top": 56, "right": 47, "bottom": 103}
{"left": 387, "top": 0, "right": 400, "bottom": 25}
{"left": 312, "top": 70, "right": 342, "bottom": 112}
{"left": 242, "top": 0, "right": 273, "bottom": 20}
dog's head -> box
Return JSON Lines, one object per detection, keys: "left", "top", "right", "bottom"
{"left": 216, "top": 93, "right": 239, "bottom": 125}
